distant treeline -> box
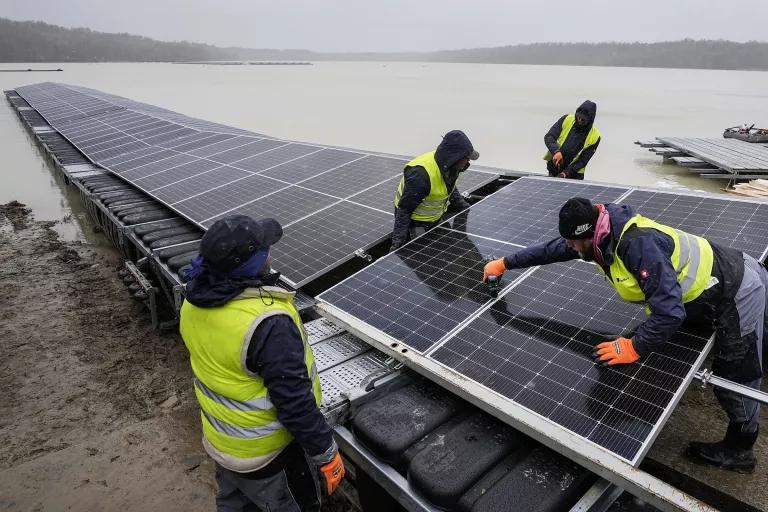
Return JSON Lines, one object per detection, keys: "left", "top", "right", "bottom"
{"left": 2, "top": 17, "right": 768, "bottom": 71}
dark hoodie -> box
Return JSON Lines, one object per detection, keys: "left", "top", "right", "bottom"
{"left": 501, "top": 203, "right": 745, "bottom": 357}
{"left": 391, "top": 131, "right": 474, "bottom": 248}
{"left": 544, "top": 100, "right": 600, "bottom": 179}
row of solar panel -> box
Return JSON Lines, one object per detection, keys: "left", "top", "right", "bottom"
{"left": 16, "top": 82, "right": 500, "bottom": 286}
{"left": 319, "top": 177, "right": 768, "bottom": 463}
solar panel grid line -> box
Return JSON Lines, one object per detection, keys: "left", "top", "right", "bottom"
{"left": 152, "top": 166, "right": 253, "bottom": 205}
{"left": 142, "top": 127, "right": 198, "bottom": 146}
{"left": 200, "top": 186, "right": 340, "bottom": 229}
{"left": 164, "top": 133, "right": 235, "bottom": 152}
{"left": 137, "top": 160, "right": 229, "bottom": 192}
{"left": 424, "top": 260, "right": 713, "bottom": 462}
{"left": 318, "top": 227, "right": 528, "bottom": 352}
{"left": 80, "top": 135, "right": 143, "bottom": 153}
{"left": 149, "top": 163, "right": 251, "bottom": 192}
{"left": 152, "top": 131, "right": 215, "bottom": 149}
{"left": 270, "top": 202, "right": 394, "bottom": 287}
{"left": 191, "top": 148, "right": 340, "bottom": 221}
{"left": 431, "top": 338, "right": 659, "bottom": 450}
{"left": 122, "top": 153, "right": 202, "bottom": 181}
{"left": 421, "top": 264, "right": 537, "bottom": 357}
{"left": 185, "top": 135, "right": 257, "bottom": 156}
{"left": 90, "top": 142, "right": 152, "bottom": 161}
{"left": 621, "top": 188, "right": 768, "bottom": 260}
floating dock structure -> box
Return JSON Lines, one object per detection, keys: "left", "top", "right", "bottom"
{"left": 636, "top": 137, "right": 768, "bottom": 180}
{"left": 9, "top": 83, "right": 768, "bottom": 512}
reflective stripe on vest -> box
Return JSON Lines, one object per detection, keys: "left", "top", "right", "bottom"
{"left": 543, "top": 114, "right": 601, "bottom": 174}
{"left": 180, "top": 287, "right": 322, "bottom": 462}
{"left": 394, "top": 151, "right": 453, "bottom": 222}
{"left": 598, "top": 214, "right": 714, "bottom": 305}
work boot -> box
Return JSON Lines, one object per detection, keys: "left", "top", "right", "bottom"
{"left": 686, "top": 423, "right": 758, "bottom": 473}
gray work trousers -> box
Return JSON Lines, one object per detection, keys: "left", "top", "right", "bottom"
{"left": 712, "top": 254, "right": 766, "bottom": 433}
{"left": 214, "top": 442, "right": 320, "bottom": 512}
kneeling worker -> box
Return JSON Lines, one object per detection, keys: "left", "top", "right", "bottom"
{"left": 180, "top": 215, "right": 344, "bottom": 511}
{"left": 391, "top": 130, "right": 478, "bottom": 251}
{"left": 544, "top": 100, "right": 600, "bottom": 179}
{"left": 484, "top": 198, "right": 764, "bottom": 472}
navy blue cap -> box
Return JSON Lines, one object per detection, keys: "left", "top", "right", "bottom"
{"left": 200, "top": 215, "right": 282, "bottom": 273}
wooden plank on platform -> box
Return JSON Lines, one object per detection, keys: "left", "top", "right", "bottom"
{"left": 671, "top": 156, "right": 710, "bottom": 168}
{"left": 658, "top": 137, "right": 768, "bottom": 173}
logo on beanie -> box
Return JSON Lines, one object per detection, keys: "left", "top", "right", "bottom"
{"left": 574, "top": 223, "right": 592, "bottom": 235}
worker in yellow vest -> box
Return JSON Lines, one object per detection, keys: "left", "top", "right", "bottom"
{"left": 544, "top": 101, "right": 601, "bottom": 179}
{"left": 391, "top": 130, "right": 478, "bottom": 251}
{"left": 180, "top": 216, "right": 344, "bottom": 511}
{"left": 484, "top": 198, "right": 765, "bottom": 472}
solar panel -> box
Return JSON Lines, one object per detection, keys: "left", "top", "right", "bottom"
{"left": 201, "top": 186, "right": 338, "bottom": 228}
{"left": 464, "top": 177, "right": 629, "bottom": 246}
{"left": 257, "top": 148, "right": 363, "bottom": 182}
{"left": 300, "top": 155, "right": 405, "bottom": 198}
{"left": 153, "top": 166, "right": 252, "bottom": 204}
{"left": 320, "top": 224, "right": 526, "bottom": 353}
{"left": 271, "top": 201, "right": 394, "bottom": 286}
{"left": 622, "top": 189, "right": 768, "bottom": 259}
{"left": 173, "top": 174, "right": 287, "bottom": 221}
{"left": 15, "top": 82, "right": 501, "bottom": 286}
{"left": 430, "top": 261, "right": 710, "bottom": 462}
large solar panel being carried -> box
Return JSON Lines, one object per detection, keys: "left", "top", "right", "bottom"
{"left": 319, "top": 176, "right": 768, "bottom": 465}
{"left": 15, "top": 82, "right": 499, "bottom": 287}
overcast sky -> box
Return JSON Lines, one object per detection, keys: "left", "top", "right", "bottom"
{"left": 2, "top": 0, "right": 767, "bottom": 52}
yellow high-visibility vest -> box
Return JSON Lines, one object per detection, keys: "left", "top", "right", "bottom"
{"left": 180, "top": 287, "right": 321, "bottom": 471}
{"left": 394, "top": 151, "right": 453, "bottom": 222}
{"left": 597, "top": 214, "right": 714, "bottom": 306}
{"left": 543, "top": 114, "right": 601, "bottom": 175}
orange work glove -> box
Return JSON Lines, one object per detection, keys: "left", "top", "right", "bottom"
{"left": 319, "top": 451, "right": 345, "bottom": 496}
{"left": 552, "top": 151, "right": 563, "bottom": 168}
{"left": 483, "top": 258, "right": 507, "bottom": 282}
{"left": 594, "top": 337, "right": 640, "bottom": 366}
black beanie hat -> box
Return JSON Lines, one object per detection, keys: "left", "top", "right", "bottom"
{"left": 558, "top": 197, "right": 599, "bottom": 239}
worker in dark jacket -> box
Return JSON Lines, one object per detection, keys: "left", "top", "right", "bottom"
{"left": 391, "top": 130, "right": 478, "bottom": 251}
{"left": 484, "top": 198, "right": 765, "bottom": 472}
{"left": 544, "top": 101, "right": 601, "bottom": 179}
{"left": 180, "top": 215, "right": 344, "bottom": 511}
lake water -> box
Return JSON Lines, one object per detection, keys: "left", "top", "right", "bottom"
{"left": 2, "top": 62, "right": 767, "bottom": 240}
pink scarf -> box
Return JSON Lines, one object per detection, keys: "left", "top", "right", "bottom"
{"left": 591, "top": 203, "right": 611, "bottom": 266}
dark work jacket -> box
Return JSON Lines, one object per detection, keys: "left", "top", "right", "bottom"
{"left": 245, "top": 315, "right": 334, "bottom": 458}
{"left": 392, "top": 138, "right": 472, "bottom": 248}
{"left": 544, "top": 101, "right": 600, "bottom": 178}
{"left": 504, "top": 203, "right": 744, "bottom": 358}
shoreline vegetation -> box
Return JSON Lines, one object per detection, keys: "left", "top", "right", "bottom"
{"left": 1, "top": 17, "right": 767, "bottom": 71}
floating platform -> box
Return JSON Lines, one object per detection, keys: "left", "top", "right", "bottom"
{"left": 636, "top": 137, "right": 768, "bottom": 180}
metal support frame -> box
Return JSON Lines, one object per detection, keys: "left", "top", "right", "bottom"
{"left": 569, "top": 479, "right": 623, "bottom": 512}
{"left": 695, "top": 369, "right": 768, "bottom": 405}
{"left": 124, "top": 260, "right": 160, "bottom": 328}
{"left": 334, "top": 426, "right": 442, "bottom": 512}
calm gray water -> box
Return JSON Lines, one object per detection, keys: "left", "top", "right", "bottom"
{"left": 2, "top": 62, "right": 767, "bottom": 240}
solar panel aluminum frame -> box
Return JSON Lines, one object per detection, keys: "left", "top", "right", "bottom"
{"left": 317, "top": 299, "right": 715, "bottom": 512}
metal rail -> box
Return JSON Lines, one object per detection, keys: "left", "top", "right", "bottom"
{"left": 695, "top": 369, "right": 768, "bottom": 405}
